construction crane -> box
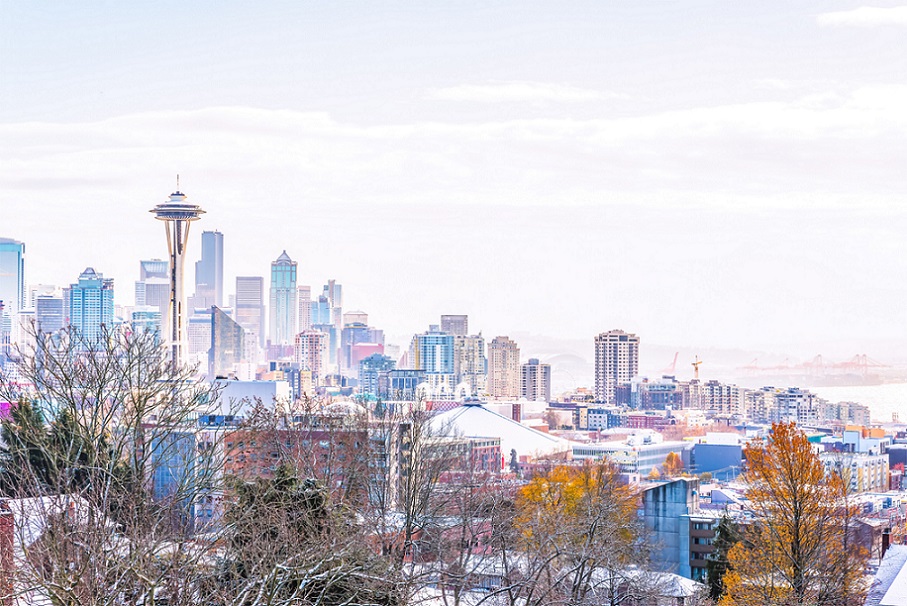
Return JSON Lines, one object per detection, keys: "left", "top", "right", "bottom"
{"left": 692, "top": 355, "right": 703, "bottom": 380}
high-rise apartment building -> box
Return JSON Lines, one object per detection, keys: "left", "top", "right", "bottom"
{"left": 0, "top": 238, "right": 25, "bottom": 319}
{"left": 358, "top": 353, "right": 396, "bottom": 398}
{"left": 268, "top": 251, "right": 297, "bottom": 347}
{"left": 409, "top": 326, "right": 455, "bottom": 374}
{"left": 66, "top": 267, "right": 114, "bottom": 342}
{"left": 295, "top": 330, "right": 328, "bottom": 386}
{"left": 194, "top": 230, "right": 224, "bottom": 308}
{"left": 487, "top": 336, "right": 520, "bottom": 399}
{"left": 453, "top": 334, "right": 486, "bottom": 396}
{"left": 701, "top": 380, "right": 743, "bottom": 417}
{"left": 594, "top": 330, "right": 640, "bottom": 404}
{"left": 441, "top": 314, "right": 468, "bottom": 336}
{"left": 521, "top": 358, "right": 552, "bottom": 402}
{"left": 235, "top": 276, "right": 265, "bottom": 349}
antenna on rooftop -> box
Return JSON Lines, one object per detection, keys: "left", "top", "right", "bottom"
{"left": 176, "top": 174, "right": 180, "bottom": 193}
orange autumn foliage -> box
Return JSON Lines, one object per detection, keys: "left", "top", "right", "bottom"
{"left": 513, "top": 461, "right": 645, "bottom": 604}
{"left": 720, "top": 422, "right": 868, "bottom": 606}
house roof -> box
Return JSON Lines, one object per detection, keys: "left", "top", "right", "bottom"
{"left": 866, "top": 546, "right": 907, "bottom": 606}
{"left": 431, "top": 403, "right": 573, "bottom": 460}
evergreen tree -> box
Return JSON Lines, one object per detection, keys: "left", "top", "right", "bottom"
{"left": 706, "top": 512, "right": 739, "bottom": 601}
{"left": 0, "top": 398, "right": 53, "bottom": 494}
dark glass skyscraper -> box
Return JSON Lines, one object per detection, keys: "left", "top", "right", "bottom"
{"left": 194, "top": 230, "right": 223, "bottom": 308}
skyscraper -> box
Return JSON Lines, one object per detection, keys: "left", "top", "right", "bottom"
{"left": 150, "top": 189, "right": 205, "bottom": 368}
{"left": 135, "top": 258, "right": 170, "bottom": 315}
{"left": 235, "top": 276, "right": 265, "bottom": 350}
{"left": 194, "top": 230, "right": 224, "bottom": 308}
{"left": 295, "top": 330, "right": 328, "bottom": 386}
{"left": 409, "top": 326, "right": 454, "bottom": 374}
{"left": 341, "top": 317, "right": 371, "bottom": 375}
{"left": 0, "top": 238, "right": 25, "bottom": 319}
{"left": 323, "top": 280, "right": 342, "bottom": 329}
{"left": 131, "top": 306, "right": 162, "bottom": 342}
{"left": 139, "top": 259, "right": 168, "bottom": 280}
{"left": 521, "top": 358, "right": 552, "bottom": 402}
{"left": 487, "top": 336, "right": 520, "bottom": 399}
{"left": 66, "top": 267, "right": 114, "bottom": 342}
{"left": 441, "top": 314, "right": 468, "bottom": 336}
{"left": 297, "top": 285, "right": 312, "bottom": 332}
{"left": 209, "top": 306, "right": 245, "bottom": 378}
{"left": 594, "top": 330, "right": 640, "bottom": 404}
{"left": 359, "top": 353, "right": 396, "bottom": 398}
{"left": 453, "top": 334, "right": 486, "bottom": 396}
{"left": 35, "top": 295, "right": 64, "bottom": 334}
{"left": 268, "top": 251, "right": 297, "bottom": 347}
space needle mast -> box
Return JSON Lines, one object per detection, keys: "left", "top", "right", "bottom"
{"left": 150, "top": 178, "right": 205, "bottom": 371}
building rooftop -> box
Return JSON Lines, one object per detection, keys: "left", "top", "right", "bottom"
{"left": 431, "top": 402, "right": 572, "bottom": 460}
{"left": 865, "top": 545, "right": 907, "bottom": 606}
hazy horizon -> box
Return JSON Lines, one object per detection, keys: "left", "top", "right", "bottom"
{"left": 3, "top": 2, "right": 906, "bottom": 368}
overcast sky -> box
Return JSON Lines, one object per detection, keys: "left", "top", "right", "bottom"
{"left": 2, "top": 1, "right": 907, "bottom": 367}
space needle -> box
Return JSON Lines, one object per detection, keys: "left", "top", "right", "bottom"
{"left": 150, "top": 181, "right": 205, "bottom": 371}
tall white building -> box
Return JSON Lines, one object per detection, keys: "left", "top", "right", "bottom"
{"left": 594, "top": 330, "right": 639, "bottom": 404}
{"left": 453, "top": 334, "right": 486, "bottom": 396}
{"left": 487, "top": 336, "right": 520, "bottom": 399}
{"left": 297, "top": 285, "right": 312, "bottom": 332}
{"left": 521, "top": 358, "right": 551, "bottom": 402}
{"left": 295, "top": 330, "right": 328, "bottom": 386}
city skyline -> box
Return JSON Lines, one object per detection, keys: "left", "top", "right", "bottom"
{"left": 2, "top": 2, "right": 906, "bottom": 362}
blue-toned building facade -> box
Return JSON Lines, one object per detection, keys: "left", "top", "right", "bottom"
{"left": 66, "top": 267, "right": 114, "bottom": 342}
{"left": 268, "top": 251, "right": 297, "bottom": 347}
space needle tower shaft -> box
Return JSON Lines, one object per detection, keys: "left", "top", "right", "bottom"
{"left": 150, "top": 185, "right": 205, "bottom": 371}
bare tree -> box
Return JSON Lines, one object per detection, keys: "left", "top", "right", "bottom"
{"left": 0, "top": 324, "right": 226, "bottom": 605}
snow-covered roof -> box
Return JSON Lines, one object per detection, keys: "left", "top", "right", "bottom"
{"left": 866, "top": 546, "right": 907, "bottom": 606}
{"left": 5, "top": 495, "right": 96, "bottom": 555}
{"left": 431, "top": 403, "right": 573, "bottom": 460}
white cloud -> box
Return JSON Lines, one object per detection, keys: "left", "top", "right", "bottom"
{"left": 426, "top": 81, "right": 615, "bottom": 103}
{"left": 3, "top": 89, "right": 907, "bottom": 355}
{"left": 4, "top": 84, "right": 907, "bottom": 199}
{"left": 817, "top": 6, "right": 907, "bottom": 27}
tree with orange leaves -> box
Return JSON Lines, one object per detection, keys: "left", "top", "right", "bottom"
{"left": 662, "top": 451, "right": 684, "bottom": 477}
{"left": 509, "top": 461, "right": 655, "bottom": 606}
{"left": 720, "top": 422, "right": 868, "bottom": 606}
